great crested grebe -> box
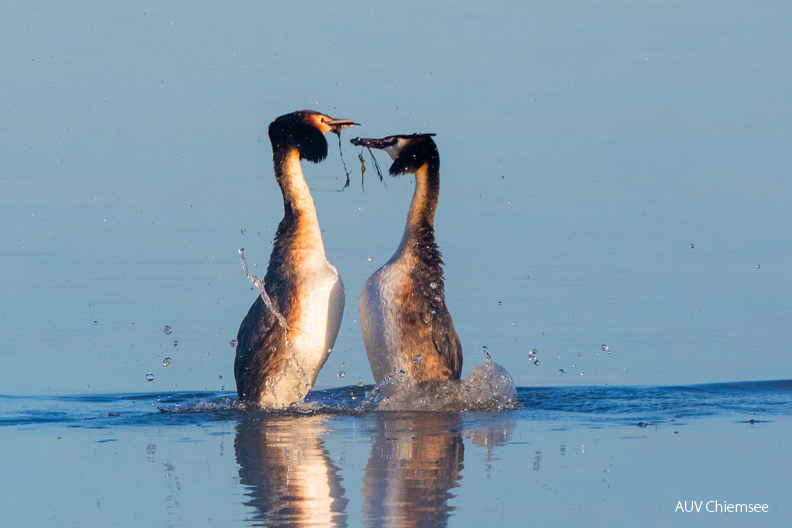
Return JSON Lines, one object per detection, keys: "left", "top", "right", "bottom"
{"left": 351, "top": 134, "right": 462, "bottom": 385}
{"left": 235, "top": 110, "right": 357, "bottom": 407}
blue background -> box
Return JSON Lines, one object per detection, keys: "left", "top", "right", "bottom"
{"left": 2, "top": 1, "right": 790, "bottom": 395}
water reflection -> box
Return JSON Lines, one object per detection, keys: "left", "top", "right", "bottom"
{"left": 234, "top": 409, "right": 516, "bottom": 527}
{"left": 362, "top": 413, "right": 464, "bottom": 528}
{"left": 235, "top": 414, "right": 348, "bottom": 527}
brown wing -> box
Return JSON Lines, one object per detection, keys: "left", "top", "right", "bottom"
{"left": 408, "top": 223, "right": 463, "bottom": 381}
{"left": 234, "top": 294, "right": 288, "bottom": 403}
{"left": 430, "top": 302, "right": 463, "bottom": 380}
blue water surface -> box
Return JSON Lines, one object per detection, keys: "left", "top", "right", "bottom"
{"left": 1, "top": 381, "right": 790, "bottom": 527}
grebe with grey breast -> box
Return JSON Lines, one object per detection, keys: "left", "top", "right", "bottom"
{"left": 351, "top": 134, "right": 462, "bottom": 385}
{"left": 235, "top": 110, "right": 357, "bottom": 407}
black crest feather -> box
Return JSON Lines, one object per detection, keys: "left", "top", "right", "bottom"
{"left": 268, "top": 110, "right": 328, "bottom": 163}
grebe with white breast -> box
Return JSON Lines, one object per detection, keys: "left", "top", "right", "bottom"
{"left": 351, "top": 134, "right": 462, "bottom": 385}
{"left": 235, "top": 110, "right": 357, "bottom": 407}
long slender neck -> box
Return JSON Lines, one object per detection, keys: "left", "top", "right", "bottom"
{"left": 275, "top": 149, "right": 319, "bottom": 218}
{"left": 270, "top": 148, "right": 325, "bottom": 257}
{"left": 394, "top": 162, "right": 440, "bottom": 258}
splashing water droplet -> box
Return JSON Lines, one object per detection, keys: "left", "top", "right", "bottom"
{"left": 327, "top": 347, "right": 334, "bottom": 355}
{"left": 162, "top": 357, "right": 171, "bottom": 367}
{"left": 429, "top": 281, "right": 438, "bottom": 290}
{"left": 533, "top": 360, "right": 540, "bottom": 366}
{"left": 93, "top": 320, "right": 98, "bottom": 326}
{"left": 580, "top": 372, "right": 585, "bottom": 376}
{"left": 414, "top": 354, "right": 423, "bottom": 363}
{"left": 229, "top": 339, "right": 237, "bottom": 347}
{"left": 601, "top": 344, "right": 609, "bottom": 352}
{"left": 172, "top": 340, "right": 178, "bottom": 347}
{"left": 220, "top": 385, "right": 225, "bottom": 391}
{"left": 559, "top": 369, "right": 566, "bottom": 375}
{"left": 434, "top": 295, "right": 442, "bottom": 304}
{"left": 367, "top": 257, "right": 373, "bottom": 262}
{"left": 689, "top": 243, "right": 694, "bottom": 249}
{"left": 145, "top": 372, "right": 154, "bottom": 382}
{"left": 163, "top": 326, "right": 172, "bottom": 335}
{"left": 398, "top": 370, "right": 406, "bottom": 377}
{"left": 241, "top": 228, "right": 246, "bottom": 235}
{"left": 483, "top": 346, "right": 489, "bottom": 354}
{"left": 357, "top": 378, "right": 364, "bottom": 387}
{"left": 337, "top": 370, "right": 345, "bottom": 378}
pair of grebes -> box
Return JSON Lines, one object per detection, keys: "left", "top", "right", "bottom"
{"left": 235, "top": 110, "right": 462, "bottom": 407}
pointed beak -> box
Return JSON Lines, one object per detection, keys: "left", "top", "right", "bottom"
{"left": 323, "top": 117, "right": 359, "bottom": 133}
{"left": 350, "top": 137, "right": 394, "bottom": 149}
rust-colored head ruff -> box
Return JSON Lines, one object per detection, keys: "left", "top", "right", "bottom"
{"left": 270, "top": 110, "right": 357, "bottom": 163}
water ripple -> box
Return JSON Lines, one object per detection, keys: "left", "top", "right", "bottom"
{"left": 1, "top": 379, "right": 790, "bottom": 429}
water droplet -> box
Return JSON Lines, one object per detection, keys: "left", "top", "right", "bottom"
{"left": 220, "top": 385, "right": 225, "bottom": 391}
{"left": 483, "top": 346, "right": 489, "bottom": 354}
{"left": 689, "top": 243, "right": 694, "bottom": 249}
{"left": 498, "top": 301, "right": 502, "bottom": 306}
{"left": 533, "top": 360, "right": 540, "bottom": 366}
{"left": 229, "top": 339, "right": 237, "bottom": 347}
{"left": 172, "top": 340, "right": 178, "bottom": 347}
{"left": 357, "top": 378, "right": 363, "bottom": 387}
{"left": 162, "top": 357, "right": 171, "bottom": 367}
{"left": 429, "top": 281, "right": 438, "bottom": 290}
{"left": 367, "top": 257, "right": 373, "bottom": 262}
{"left": 559, "top": 369, "right": 566, "bottom": 375}
{"left": 580, "top": 372, "right": 585, "bottom": 376}
{"left": 327, "top": 347, "right": 334, "bottom": 355}
{"left": 434, "top": 295, "right": 442, "bottom": 303}
{"left": 601, "top": 344, "right": 609, "bottom": 352}
{"left": 93, "top": 320, "right": 98, "bottom": 326}
{"left": 398, "top": 370, "right": 406, "bottom": 377}
{"left": 163, "top": 325, "right": 172, "bottom": 335}
{"left": 755, "top": 264, "right": 761, "bottom": 269}
{"left": 241, "top": 228, "right": 246, "bottom": 235}
{"left": 145, "top": 372, "right": 154, "bottom": 382}
{"left": 337, "top": 370, "right": 345, "bottom": 378}
{"left": 414, "top": 354, "right": 422, "bottom": 363}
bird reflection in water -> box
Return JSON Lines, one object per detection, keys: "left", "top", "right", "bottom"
{"left": 235, "top": 414, "right": 348, "bottom": 527}
{"left": 362, "top": 412, "right": 464, "bottom": 528}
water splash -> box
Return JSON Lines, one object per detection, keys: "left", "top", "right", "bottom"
{"left": 368, "top": 354, "right": 519, "bottom": 412}
{"left": 239, "top": 248, "right": 289, "bottom": 331}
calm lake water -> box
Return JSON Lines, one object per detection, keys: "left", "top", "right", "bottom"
{"left": 2, "top": 1, "right": 791, "bottom": 527}
{"left": 2, "top": 381, "right": 791, "bottom": 527}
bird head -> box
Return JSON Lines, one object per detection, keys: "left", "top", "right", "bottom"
{"left": 269, "top": 110, "right": 358, "bottom": 163}
{"left": 350, "top": 134, "right": 438, "bottom": 175}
